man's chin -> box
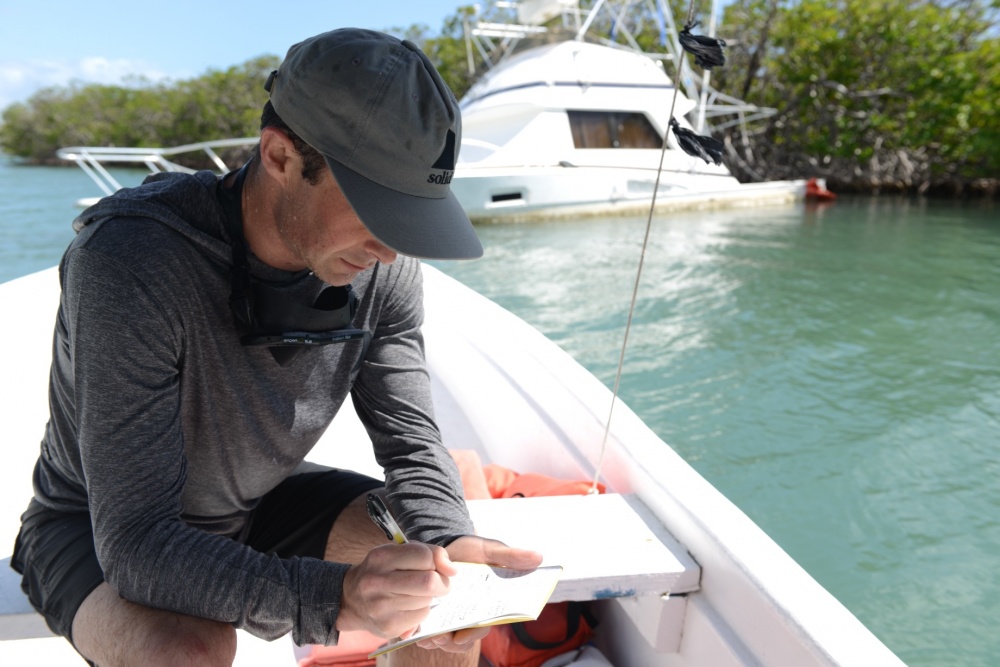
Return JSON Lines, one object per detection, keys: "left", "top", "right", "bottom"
{"left": 315, "top": 271, "right": 358, "bottom": 287}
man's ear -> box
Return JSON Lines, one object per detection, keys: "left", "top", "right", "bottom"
{"left": 258, "top": 126, "right": 296, "bottom": 186}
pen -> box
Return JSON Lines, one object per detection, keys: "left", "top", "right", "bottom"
{"left": 366, "top": 492, "right": 408, "bottom": 544}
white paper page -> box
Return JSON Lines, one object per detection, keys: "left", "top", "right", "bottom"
{"left": 370, "top": 563, "right": 562, "bottom": 657}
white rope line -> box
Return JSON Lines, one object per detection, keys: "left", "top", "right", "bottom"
{"left": 589, "top": 0, "right": 698, "bottom": 493}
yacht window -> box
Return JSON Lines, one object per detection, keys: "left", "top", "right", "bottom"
{"left": 568, "top": 111, "right": 663, "bottom": 149}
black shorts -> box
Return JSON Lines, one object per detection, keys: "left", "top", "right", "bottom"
{"left": 10, "top": 466, "right": 383, "bottom": 645}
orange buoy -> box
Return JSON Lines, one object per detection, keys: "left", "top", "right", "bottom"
{"left": 806, "top": 178, "right": 837, "bottom": 201}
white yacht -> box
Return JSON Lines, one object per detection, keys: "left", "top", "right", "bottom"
{"left": 450, "top": 0, "right": 805, "bottom": 221}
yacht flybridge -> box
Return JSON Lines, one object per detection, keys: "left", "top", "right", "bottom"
{"left": 451, "top": 39, "right": 802, "bottom": 221}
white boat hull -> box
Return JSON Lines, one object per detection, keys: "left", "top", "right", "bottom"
{"left": 0, "top": 266, "right": 904, "bottom": 665}
{"left": 451, "top": 163, "right": 805, "bottom": 222}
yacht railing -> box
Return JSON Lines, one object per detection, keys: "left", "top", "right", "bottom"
{"left": 463, "top": 0, "right": 776, "bottom": 137}
{"left": 57, "top": 138, "right": 258, "bottom": 198}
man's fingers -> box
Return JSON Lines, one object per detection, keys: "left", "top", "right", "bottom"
{"left": 338, "top": 542, "right": 455, "bottom": 638}
{"left": 447, "top": 535, "right": 543, "bottom": 569}
{"left": 431, "top": 543, "right": 457, "bottom": 576}
{"left": 414, "top": 626, "right": 489, "bottom": 652}
{"left": 451, "top": 625, "right": 490, "bottom": 645}
{"left": 481, "top": 540, "right": 543, "bottom": 569}
{"left": 367, "top": 542, "right": 458, "bottom": 582}
{"left": 367, "top": 542, "right": 445, "bottom": 571}
{"left": 382, "top": 567, "right": 450, "bottom": 598}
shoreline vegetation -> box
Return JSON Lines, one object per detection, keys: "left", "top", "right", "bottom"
{"left": 2, "top": 0, "right": 997, "bottom": 198}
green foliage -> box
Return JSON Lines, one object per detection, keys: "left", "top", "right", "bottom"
{"left": 961, "top": 37, "right": 1000, "bottom": 173}
{"left": 168, "top": 56, "right": 277, "bottom": 149}
{"left": 389, "top": 5, "right": 481, "bottom": 101}
{"left": 719, "top": 0, "right": 999, "bottom": 187}
{"left": 0, "top": 56, "right": 278, "bottom": 163}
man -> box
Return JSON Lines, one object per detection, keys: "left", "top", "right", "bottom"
{"left": 11, "top": 28, "right": 541, "bottom": 666}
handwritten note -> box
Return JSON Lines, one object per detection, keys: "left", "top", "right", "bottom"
{"left": 369, "top": 563, "right": 562, "bottom": 658}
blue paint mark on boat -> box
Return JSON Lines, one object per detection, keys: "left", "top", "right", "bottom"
{"left": 593, "top": 588, "right": 636, "bottom": 599}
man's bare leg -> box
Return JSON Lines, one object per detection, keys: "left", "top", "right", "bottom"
{"left": 327, "top": 493, "right": 480, "bottom": 667}
{"left": 72, "top": 582, "right": 237, "bottom": 667}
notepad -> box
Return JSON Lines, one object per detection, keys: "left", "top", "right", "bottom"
{"left": 369, "top": 563, "right": 562, "bottom": 658}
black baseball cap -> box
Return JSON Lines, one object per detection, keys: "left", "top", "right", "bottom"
{"left": 264, "top": 28, "right": 482, "bottom": 260}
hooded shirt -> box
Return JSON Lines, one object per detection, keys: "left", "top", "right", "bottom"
{"left": 29, "top": 169, "right": 474, "bottom": 645}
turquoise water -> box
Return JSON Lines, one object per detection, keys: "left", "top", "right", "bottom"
{"left": 3, "top": 156, "right": 999, "bottom": 665}
{"left": 431, "top": 201, "right": 1000, "bottom": 666}
{"left": 0, "top": 157, "right": 148, "bottom": 283}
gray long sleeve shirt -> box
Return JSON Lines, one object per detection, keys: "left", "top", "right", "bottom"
{"left": 29, "top": 170, "right": 474, "bottom": 645}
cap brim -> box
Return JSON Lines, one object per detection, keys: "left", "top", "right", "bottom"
{"left": 324, "top": 157, "right": 482, "bottom": 260}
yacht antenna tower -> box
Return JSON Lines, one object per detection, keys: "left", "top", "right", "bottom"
{"left": 463, "top": 0, "right": 776, "bottom": 138}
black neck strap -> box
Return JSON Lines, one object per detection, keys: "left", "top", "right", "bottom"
{"left": 214, "top": 163, "right": 368, "bottom": 367}
{"left": 218, "top": 164, "right": 255, "bottom": 329}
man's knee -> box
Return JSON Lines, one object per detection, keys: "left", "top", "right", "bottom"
{"left": 73, "top": 582, "right": 237, "bottom": 667}
{"left": 140, "top": 620, "right": 237, "bottom": 667}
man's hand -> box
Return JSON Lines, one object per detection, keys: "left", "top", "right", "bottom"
{"left": 337, "top": 542, "right": 455, "bottom": 640}
{"left": 446, "top": 535, "right": 544, "bottom": 570}
{"left": 414, "top": 536, "right": 544, "bottom": 653}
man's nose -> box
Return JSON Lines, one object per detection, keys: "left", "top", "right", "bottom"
{"left": 369, "top": 241, "right": 397, "bottom": 265}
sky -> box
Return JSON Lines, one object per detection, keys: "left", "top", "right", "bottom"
{"left": 0, "top": 0, "right": 470, "bottom": 110}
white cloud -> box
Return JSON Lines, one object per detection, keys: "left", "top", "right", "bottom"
{"left": 76, "top": 56, "right": 171, "bottom": 84}
{"left": 0, "top": 58, "right": 174, "bottom": 111}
